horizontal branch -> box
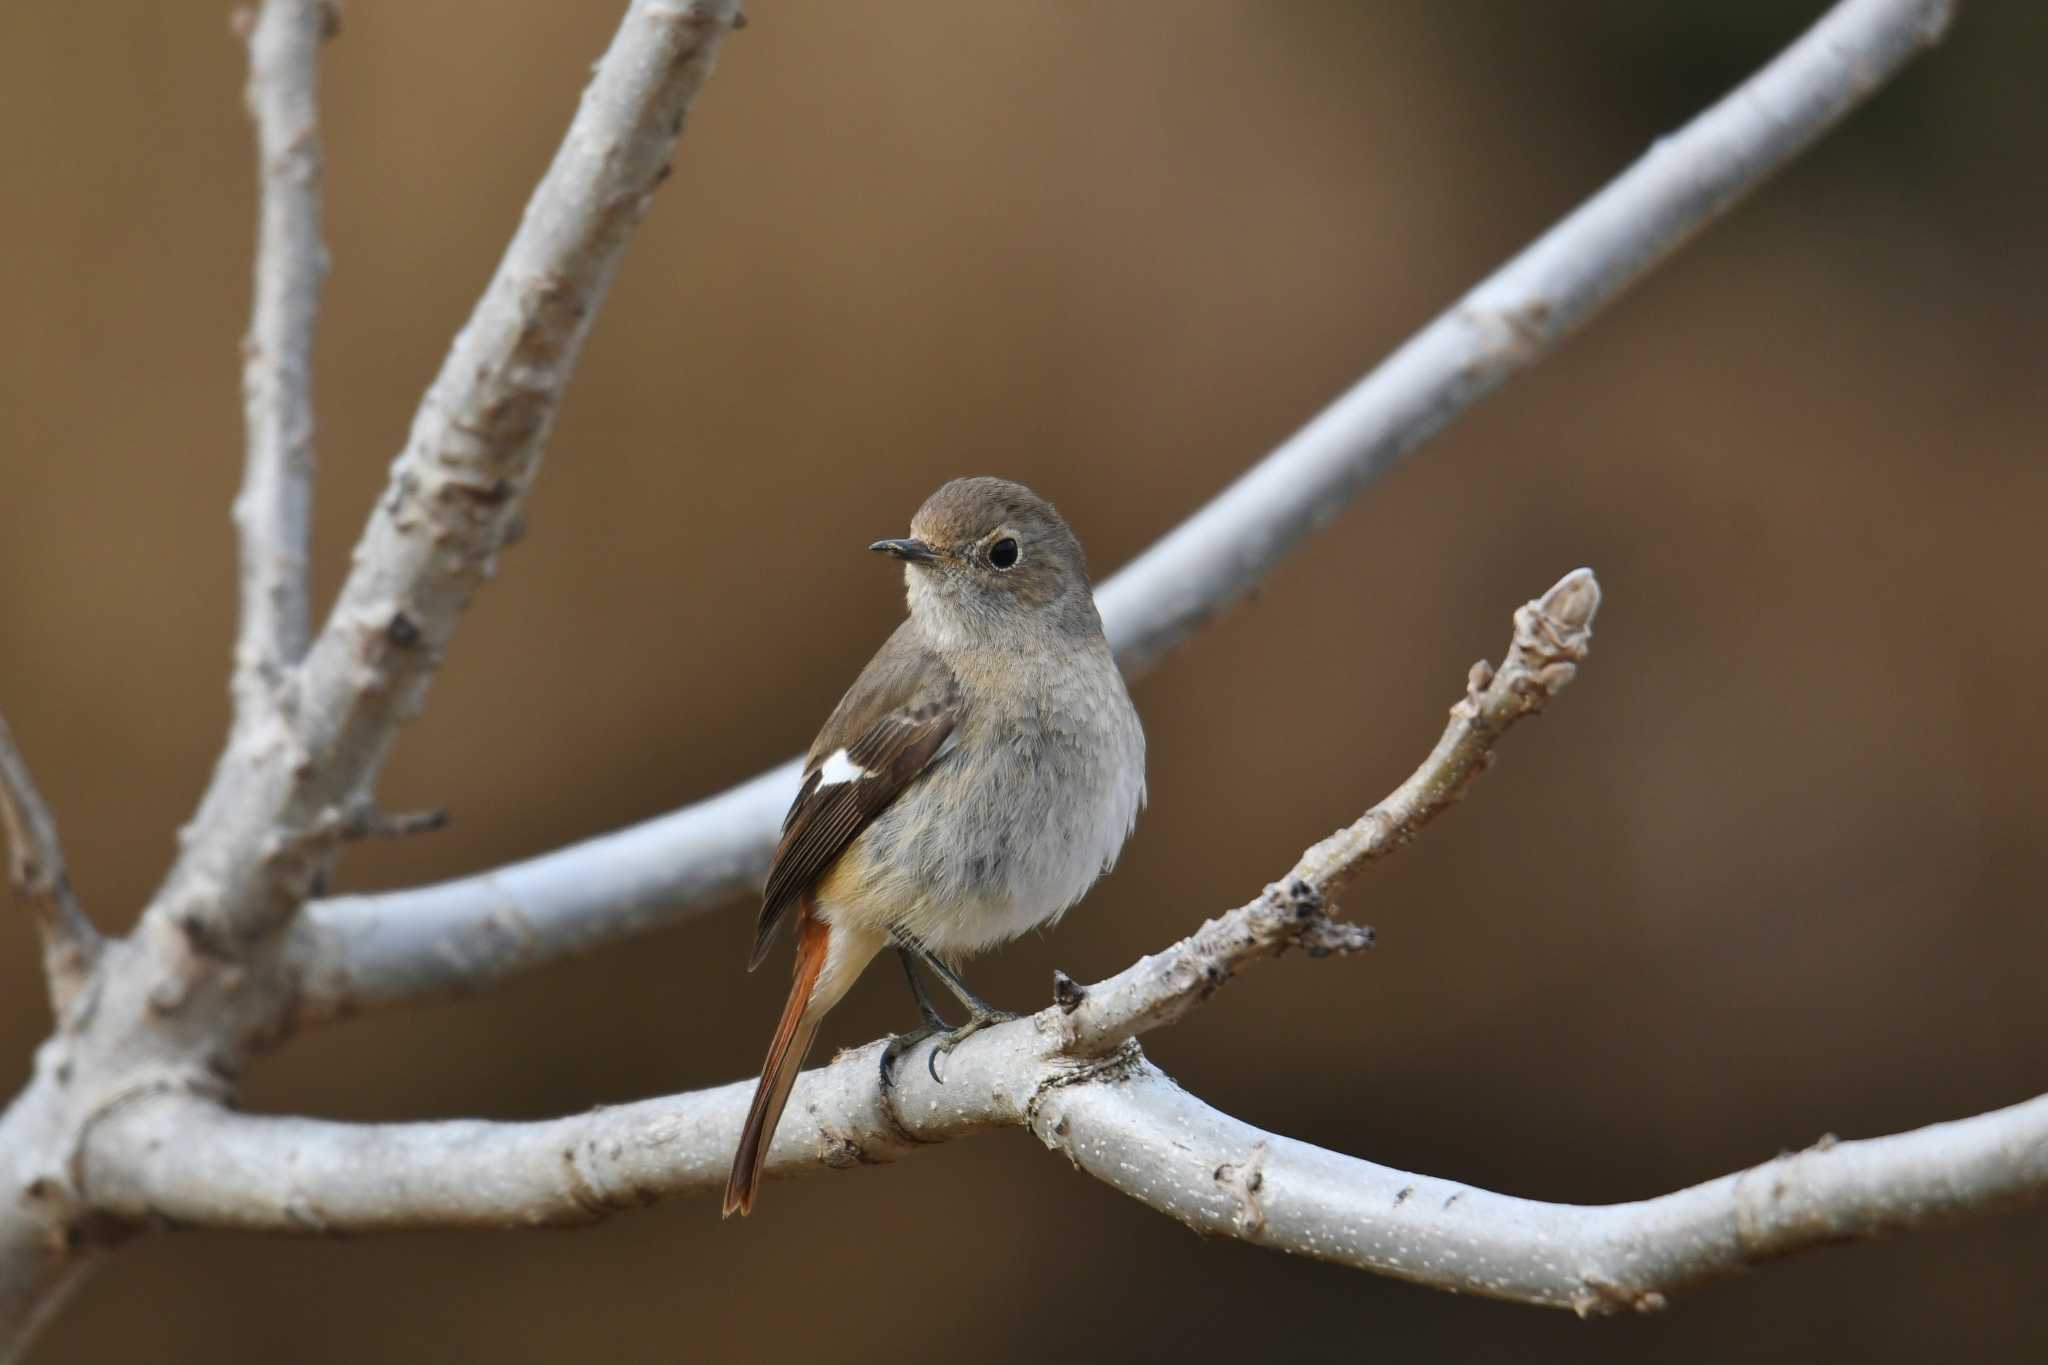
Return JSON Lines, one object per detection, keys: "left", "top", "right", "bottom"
{"left": 288, "top": 760, "right": 798, "bottom": 1025}
{"left": 288, "top": 0, "right": 1956, "bottom": 1026}
{"left": 151, "top": 0, "right": 747, "bottom": 954}
{"left": 229, "top": 0, "right": 330, "bottom": 729}
{"left": 1035, "top": 1061, "right": 2048, "bottom": 1316}
{"left": 81, "top": 993, "right": 2048, "bottom": 1314}
{"left": 0, "top": 710, "right": 98, "bottom": 1014}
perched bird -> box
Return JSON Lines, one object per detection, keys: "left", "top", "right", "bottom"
{"left": 723, "top": 477, "right": 1145, "bottom": 1217}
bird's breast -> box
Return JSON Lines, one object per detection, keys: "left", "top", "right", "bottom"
{"left": 833, "top": 654, "right": 1144, "bottom": 956}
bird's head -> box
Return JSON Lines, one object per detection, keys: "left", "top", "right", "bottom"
{"left": 873, "top": 476, "right": 1096, "bottom": 643}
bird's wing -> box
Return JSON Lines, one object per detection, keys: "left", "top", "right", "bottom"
{"left": 749, "top": 623, "right": 962, "bottom": 969}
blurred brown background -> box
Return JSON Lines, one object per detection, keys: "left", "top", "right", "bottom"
{"left": 4, "top": 1, "right": 2046, "bottom": 1361}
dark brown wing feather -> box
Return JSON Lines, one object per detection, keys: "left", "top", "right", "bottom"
{"left": 749, "top": 626, "right": 961, "bottom": 969}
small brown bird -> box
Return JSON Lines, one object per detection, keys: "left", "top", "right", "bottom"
{"left": 722, "top": 477, "right": 1145, "bottom": 1217}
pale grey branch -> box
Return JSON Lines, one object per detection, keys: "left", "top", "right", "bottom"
{"left": 229, "top": 0, "right": 331, "bottom": 728}
{"left": 80, "top": 1058, "right": 2048, "bottom": 1314}
{"left": 0, "top": 710, "right": 98, "bottom": 1014}
{"left": 290, "top": 761, "right": 799, "bottom": 1025}
{"left": 290, "top": 0, "right": 1956, "bottom": 1025}
{"left": 0, "top": 5, "right": 747, "bottom": 1355}
{"left": 154, "top": 0, "right": 746, "bottom": 954}
{"left": 1033, "top": 1061, "right": 2048, "bottom": 1316}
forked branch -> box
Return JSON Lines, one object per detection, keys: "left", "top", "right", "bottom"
{"left": 151, "top": 0, "right": 748, "bottom": 953}
{"left": 0, "top": 7, "right": 749, "bottom": 1354}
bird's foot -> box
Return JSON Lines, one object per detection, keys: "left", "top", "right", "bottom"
{"left": 880, "top": 943, "right": 958, "bottom": 1087}
{"left": 883, "top": 938, "right": 1019, "bottom": 1084}
{"left": 924, "top": 1005, "right": 1019, "bottom": 1084}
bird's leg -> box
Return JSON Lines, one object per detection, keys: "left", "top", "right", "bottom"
{"left": 913, "top": 948, "right": 1012, "bottom": 1020}
{"left": 879, "top": 945, "right": 950, "bottom": 1085}
{"left": 901, "top": 941, "right": 1018, "bottom": 1083}
{"left": 897, "top": 944, "right": 953, "bottom": 1029}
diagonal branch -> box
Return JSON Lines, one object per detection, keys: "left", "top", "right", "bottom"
{"left": 82, "top": 568, "right": 2048, "bottom": 1313}
{"left": 285, "top": 0, "right": 1956, "bottom": 1029}
{"left": 1062, "top": 569, "right": 1597, "bottom": 1052}
{"left": 153, "top": 0, "right": 748, "bottom": 955}
{"left": 230, "top": 0, "right": 332, "bottom": 728}
{"left": 0, "top": 710, "right": 99, "bottom": 1014}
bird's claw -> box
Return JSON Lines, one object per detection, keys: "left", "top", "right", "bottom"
{"left": 923, "top": 1007, "right": 1020, "bottom": 1085}
{"left": 879, "top": 1024, "right": 941, "bottom": 1088}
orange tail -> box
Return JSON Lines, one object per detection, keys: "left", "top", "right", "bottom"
{"left": 723, "top": 907, "right": 831, "bottom": 1217}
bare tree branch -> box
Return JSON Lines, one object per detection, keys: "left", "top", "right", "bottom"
{"left": 154, "top": 0, "right": 747, "bottom": 955}
{"left": 288, "top": 761, "right": 800, "bottom": 1023}
{"left": 1030, "top": 1060, "right": 2048, "bottom": 1317}
{"left": 229, "top": 0, "right": 331, "bottom": 728}
{"left": 0, "top": 711, "right": 98, "bottom": 1014}
{"left": 336, "top": 804, "right": 450, "bottom": 841}
{"left": 85, "top": 568, "right": 2048, "bottom": 1314}
{"left": 285, "top": 0, "right": 1958, "bottom": 1028}
{"left": 78, "top": 1052, "right": 2048, "bottom": 1319}
{"left": 0, "top": 6, "right": 747, "bottom": 1354}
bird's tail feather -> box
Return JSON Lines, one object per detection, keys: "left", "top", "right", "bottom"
{"left": 723, "top": 906, "right": 830, "bottom": 1217}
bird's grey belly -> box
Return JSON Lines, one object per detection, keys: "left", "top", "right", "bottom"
{"left": 854, "top": 703, "right": 1142, "bottom": 955}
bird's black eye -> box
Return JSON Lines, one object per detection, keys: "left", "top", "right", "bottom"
{"left": 987, "top": 537, "right": 1020, "bottom": 570}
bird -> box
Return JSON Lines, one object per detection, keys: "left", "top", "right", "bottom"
{"left": 722, "top": 476, "right": 1146, "bottom": 1217}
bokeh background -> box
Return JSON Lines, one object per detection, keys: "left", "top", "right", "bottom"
{"left": 4, "top": 2, "right": 2046, "bottom": 1360}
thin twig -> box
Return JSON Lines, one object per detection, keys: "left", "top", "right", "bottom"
{"left": 287, "top": 0, "right": 1957, "bottom": 1027}
{"left": 338, "top": 806, "right": 450, "bottom": 841}
{"left": 1063, "top": 569, "right": 1598, "bottom": 1052}
{"left": 230, "top": 0, "right": 330, "bottom": 725}
{"left": 0, "top": 712, "right": 99, "bottom": 1013}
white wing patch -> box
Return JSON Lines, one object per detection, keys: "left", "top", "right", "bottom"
{"left": 815, "top": 748, "right": 871, "bottom": 788}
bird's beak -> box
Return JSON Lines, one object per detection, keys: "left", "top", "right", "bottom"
{"left": 870, "top": 537, "right": 939, "bottom": 564}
